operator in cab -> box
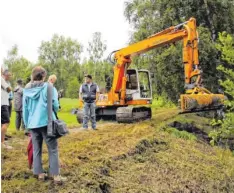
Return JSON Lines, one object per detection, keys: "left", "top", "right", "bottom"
{"left": 79, "top": 74, "right": 100, "bottom": 130}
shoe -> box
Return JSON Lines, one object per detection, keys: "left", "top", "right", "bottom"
{"left": 5, "top": 134, "right": 12, "bottom": 138}
{"left": 53, "top": 175, "right": 67, "bottom": 185}
{"left": 38, "top": 173, "right": 48, "bottom": 181}
{"left": 2, "top": 143, "right": 13, "bottom": 149}
{"left": 24, "top": 131, "right": 30, "bottom": 136}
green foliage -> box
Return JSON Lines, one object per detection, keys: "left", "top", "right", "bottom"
{"left": 125, "top": 0, "right": 234, "bottom": 41}
{"left": 151, "top": 94, "right": 175, "bottom": 108}
{"left": 66, "top": 77, "right": 80, "bottom": 99}
{"left": 38, "top": 34, "right": 83, "bottom": 97}
{"left": 81, "top": 60, "right": 113, "bottom": 92}
{"left": 209, "top": 32, "right": 234, "bottom": 145}
{"left": 3, "top": 45, "right": 33, "bottom": 86}
{"left": 86, "top": 32, "right": 112, "bottom": 90}
{"left": 87, "top": 32, "right": 107, "bottom": 63}
{"left": 197, "top": 27, "right": 220, "bottom": 91}
{"left": 165, "top": 127, "right": 197, "bottom": 141}
{"left": 37, "top": 33, "right": 111, "bottom": 98}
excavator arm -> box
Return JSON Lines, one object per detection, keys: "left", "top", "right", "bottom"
{"left": 111, "top": 18, "right": 225, "bottom": 112}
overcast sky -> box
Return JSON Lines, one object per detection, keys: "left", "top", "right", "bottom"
{"left": 0, "top": 0, "right": 131, "bottom": 63}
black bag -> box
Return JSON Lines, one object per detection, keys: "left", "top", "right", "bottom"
{"left": 47, "top": 83, "right": 69, "bottom": 138}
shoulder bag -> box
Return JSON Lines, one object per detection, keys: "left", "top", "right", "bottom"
{"left": 47, "top": 83, "right": 69, "bottom": 138}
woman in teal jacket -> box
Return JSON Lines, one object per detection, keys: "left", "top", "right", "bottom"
{"left": 23, "top": 66, "right": 66, "bottom": 184}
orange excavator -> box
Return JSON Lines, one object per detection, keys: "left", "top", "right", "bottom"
{"left": 76, "top": 17, "right": 225, "bottom": 123}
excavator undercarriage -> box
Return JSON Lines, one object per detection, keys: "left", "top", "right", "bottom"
{"left": 76, "top": 106, "right": 152, "bottom": 124}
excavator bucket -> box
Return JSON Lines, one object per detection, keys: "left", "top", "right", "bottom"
{"left": 180, "top": 94, "right": 225, "bottom": 113}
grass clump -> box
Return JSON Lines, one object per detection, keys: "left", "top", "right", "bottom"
{"left": 165, "top": 127, "right": 197, "bottom": 141}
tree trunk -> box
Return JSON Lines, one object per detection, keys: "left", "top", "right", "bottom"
{"left": 203, "top": 0, "right": 216, "bottom": 41}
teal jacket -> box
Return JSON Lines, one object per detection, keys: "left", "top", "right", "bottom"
{"left": 23, "top": 82, "right": 59, "bottom": 129}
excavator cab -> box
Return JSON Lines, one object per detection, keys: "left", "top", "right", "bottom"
{"left": 126, "top": 69, "right": 152, "bottom": 101}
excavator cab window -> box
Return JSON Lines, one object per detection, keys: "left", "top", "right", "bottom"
{"left": 138, "top": 70, "right": 151, "bottom": 99}
{"left": 126, "top": 69, "right": 152, "bottom": 100}
{"left": 126, "top": 70, "right": 138, "bottom": 90}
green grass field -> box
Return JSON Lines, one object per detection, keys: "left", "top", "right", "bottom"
{"left": 8, "top": 97, "right": 175, "bottom": 132}
{"left": 8, "top": 98, "right": 80, "bottom": 132}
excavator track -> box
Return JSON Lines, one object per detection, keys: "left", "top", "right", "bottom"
{"left": 116, "top": 106, "right": 152, "bottom": 123}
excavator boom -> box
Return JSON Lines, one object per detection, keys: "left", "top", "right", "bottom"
{"left": 111, "top": 17, "right": 224, "bottom": 113}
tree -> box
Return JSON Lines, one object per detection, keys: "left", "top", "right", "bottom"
{"left": 66, "top": 77, "right": 80, "bottom": 99}
{"left": 4, "top": 45, "right": 33, "bottom": 86}
{"left": 87, "top": 32, "right": 107, "bottom": 80}
{"left": 209, "top": 32, "right": 234, "bottom": 145}
{"left": 87, "top": 32, "right": 107, "bottom": 63}
{"left": 86, "top": 32, "right": 112, "bottom": 91}
{"left": 124, "top": 0, "right": 234, "bottom": 41}
{"left": 38, "top": 34, "right": 83, "bottom": 97}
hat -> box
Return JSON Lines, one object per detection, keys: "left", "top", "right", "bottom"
{"left": 85, "top": 74, "right": 92, "bottom": 79}
{"left": 17, "top": 79, "right": 23, "bottom": 85}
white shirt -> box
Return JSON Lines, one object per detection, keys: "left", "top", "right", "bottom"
{"left": 79, "top": 82, "right": 100, "bottom": 94}
{"left": 1, "top": 77, "right": 10, "bottom": 106}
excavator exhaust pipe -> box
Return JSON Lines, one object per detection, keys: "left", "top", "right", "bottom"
{"left": 180, "top": 94, "right": 225, "bottom": 113}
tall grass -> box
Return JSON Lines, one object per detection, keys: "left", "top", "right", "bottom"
{"left": 151, "top": 95, "right": 175, "bottom": 109}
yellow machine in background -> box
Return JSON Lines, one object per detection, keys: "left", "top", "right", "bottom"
{"left": 76, "top": 18, "right": 225, "bottom": 123}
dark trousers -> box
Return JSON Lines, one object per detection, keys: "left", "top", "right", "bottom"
{"left": 15, "top": 111, "right": 25, "bottom": 130}
{"left": 30, "top": 127, "right": 59, "bottom": 175}
{"left": 8, "top": 100, "right": 12, "bottom": 117}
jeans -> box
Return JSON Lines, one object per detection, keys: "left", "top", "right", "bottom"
{"left": 15, "top": 111, "right": 25, "bottom": 130}
{"left": 30, "top": 127, "right": 59, "bottom": 175}
{"left": 83, "top": 102, "right": 96, "bottom": 129}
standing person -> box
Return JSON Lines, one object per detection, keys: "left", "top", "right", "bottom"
{"left": 48, "top": 74, "right": 57, "bottom": 84}
{"left": 13, "top": 79, "right": 25, "bottom": 131}
{"left": 48, "top": 74, "right": 61, "bottom": 110}
{"left": 23, "top": 66, "right": 66, "bottom": 184}
{"left": 58, "top": 89, "right": 63, "bottom": 110}
{"left": 79, "top": 74, "right": 100, "bottom": 130}
{"left": 1, "top": 69, "right": 12, "bottom": 149}
{"left": 3, "top": 70, "right": 13, "bottom": 117}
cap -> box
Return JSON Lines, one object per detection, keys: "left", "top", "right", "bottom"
{"left": 85, "top": 74, "right": 92, "bottom": 79}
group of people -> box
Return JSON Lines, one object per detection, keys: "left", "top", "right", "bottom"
{"left": 1, "top": 65, "right": 100, "bottom": 184}
{"left": 1, "top": 69, "right": 25, "bottom": 149}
